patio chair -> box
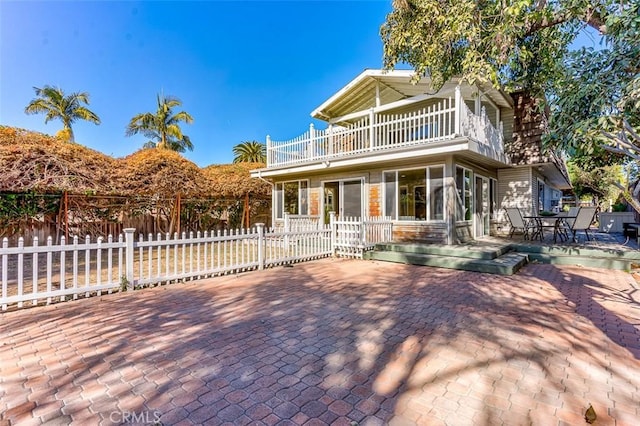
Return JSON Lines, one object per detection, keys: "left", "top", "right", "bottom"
{"left": 555, "top": 206, "right": 580, "bottom": 241}
{"left": 505, "top": 207, "right": 534, "bottom": 239}
{"left": 564, "top": 206, "right": 580, "bottom": 227}
{"left": 564, "top": 207, "right": 598, "bottom": 242}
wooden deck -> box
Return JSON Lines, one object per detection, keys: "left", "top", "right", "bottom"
{"left": 366, "top": 231, "right": 640, "bottom": 274}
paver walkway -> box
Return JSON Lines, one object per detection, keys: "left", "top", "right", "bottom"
{"left": 1, "top": 258, "right": 639, "bottom": 425}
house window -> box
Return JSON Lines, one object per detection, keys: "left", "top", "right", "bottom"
{"left": 275, "top": 180, "right": 309, "bottom": 219}
{"left": 429, "top": 167, "right": 444, "bottom": 221}
{"left": 384, "top": 171, "right": 396, "bottom": 218}
{"left": 538, "top": 179, "right": 546, "bottom": 212}
{"left": 383, "top": 166, "right": 444, "bottom": 221}
{"left": 456, "top": 166, "right": 473, "bottom": 221}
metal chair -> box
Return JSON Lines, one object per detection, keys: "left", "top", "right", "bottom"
{"left": 564, "top": 206, "right": 580, "bottom": 228}
{"left": 564, "top": 207, "right": 598, "bottom": 242}
{"left": 505, "top": 207, "right": 533, "bottom": 239}
{"left": 555, "top": 206, "right": 580, "bottom": 241}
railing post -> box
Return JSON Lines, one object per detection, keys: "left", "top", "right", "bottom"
{"left": 454, "top": 85, "right": 462, "bottom": 136}
{"left": 266, "top": 135, "right": 271, "bottom": 167}
{"left": 328, "top": 124, "right": 334, "bottom": 156}
{"left": 255, "top": 223, "right": 265, "bottom": 270}
{"left": 329, "top": 211, "right": 336, "bottom": 255}
{"left": 369, "top": 108, "right": 375, "bottom": 150}
{"left": 309, "top": 123, "right": 315, "bottom": 160}
{"left": 124, "top": 228, "right": 135, "bottom": 291}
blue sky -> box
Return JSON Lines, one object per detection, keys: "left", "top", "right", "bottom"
{"left": 0, "top": 1, "right": 392, "bottom": 166}
{"left": 1, "top": 1, "right": 602, "bottom": 167}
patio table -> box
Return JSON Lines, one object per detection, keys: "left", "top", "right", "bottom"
{"left": 524, "top": 214, "right": 576, "bottom": 243}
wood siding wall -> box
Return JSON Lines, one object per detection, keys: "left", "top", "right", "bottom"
{"left": 309, "top": 187, "right": 320, "bottom": 216}
{"left": 507, "top": 91, "right": 548, "bottom": 165}
{"left": 393, "top": 222, "right": 448, "bottom": 244}
{"left": 369, "top": 184, "right": 381, "bottom": 217}
{"left": 497, "top": 167, "right": 533, "bottom": 223}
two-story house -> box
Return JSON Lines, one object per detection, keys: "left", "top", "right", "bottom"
{"left": 250, "top": 69, "right": 571, "bottom": 245}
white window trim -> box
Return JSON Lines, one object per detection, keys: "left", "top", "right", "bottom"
{"left": 382, "top": 165, "right": 446, "bottom": 222}
{"left": 320, "top": 177, "right": 366, "bottom": 219}
{"left": 456, "top": 165, "right": 473, "bottom": 223}
{"left": 274, "top": 179, "right": 309, "bottom": 220}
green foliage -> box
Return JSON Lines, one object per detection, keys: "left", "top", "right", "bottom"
{"left": 232, "top": 141, "right": 266, "bottom": 163}
{"left": 547, "top": 2, "right": 640, "bottom": 161}
{"left": 381, "top": 0, "right": 640, "bottom": 211}
{"left": 612, "top": 202, "right": 627, "bottom": 212}
{"left": 120, "top": 275, "right": 129, "bottom": 292}
{"left": 567, "top": 161, "right": 624, "bottom": 202}
{"left": 24, "top": 85, "right": 101, "bottom": 142}
{"left": 0, "top": 192, "right": 61, "bottom": 237}
{"left": 126, "top": 94, "right": 194, "bottom": 152}
{"left": 380, "top": 0, "right": 588, "bottom": 91}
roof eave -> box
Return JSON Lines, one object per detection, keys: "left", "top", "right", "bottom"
{"left": 310, "top": 69, "right": 417, "bottom": 120}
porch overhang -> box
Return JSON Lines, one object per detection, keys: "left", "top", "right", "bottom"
{"left": 311, "top": 69, "right": 514, "bottom": 122}
{"left": 534, "top": 162, "right": 572, "bottom": 190}
{"left": 251, "top": 137, "right": 510, "bottom": 179}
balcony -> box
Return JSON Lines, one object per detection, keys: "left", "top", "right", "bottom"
{"left": 267, "top": 89, "right": 507, "bottom": 168}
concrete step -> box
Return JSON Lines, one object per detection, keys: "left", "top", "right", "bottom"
{"left": 364, "top": 250, "right": 528, "bottom": 276}
{"left": 526, "top": 253, "right": 635, "bottom": 270}
{"left": 509, "top": 243, "right": 640, "bottom": 261}
{"left": 372, "top": 242, "right": 511, "bottom": 260}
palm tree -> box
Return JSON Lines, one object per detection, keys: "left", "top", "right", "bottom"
{"left": 24, "top": 85, "right": 101, "bottom": 142}
{"left": 126, "top": 94, "right": 194, "bottom": 152}
{"left": 233, "top": 140, "right": 266, "bottom": 163}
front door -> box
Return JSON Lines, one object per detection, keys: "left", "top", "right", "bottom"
{"left": 323, "top": 179, "right": 363, "bottom": 223}
{"left": 474, "top": 176, "right": 490, "bottom": 238}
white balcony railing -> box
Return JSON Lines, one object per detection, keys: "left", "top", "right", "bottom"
{"left": 266, "top": 87, "right": 506, "bottom": 168}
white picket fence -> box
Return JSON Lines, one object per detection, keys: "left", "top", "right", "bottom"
{"left": 333, "top": 216, "right": 394, "bottom": 257}
{"left": 0, "top": 217, "right": 392, "bottom": 310}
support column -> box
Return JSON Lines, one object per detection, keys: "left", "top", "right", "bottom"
{"left": 454, "top": 86, "right": 462, "bottom": 136}
{"left": 444, "top": 157, "right": 457, "bottom": 245}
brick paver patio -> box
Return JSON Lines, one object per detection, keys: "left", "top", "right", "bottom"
{"left": 1, "top": 258, "right": 639, "bottom": 425}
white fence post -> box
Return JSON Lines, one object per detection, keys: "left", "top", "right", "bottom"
{"left": 124, "top": 228, "right": 135, "bottom": 290}
{"left": 284, "top": 212, "right": 290, "bottom": 251}
{"left": 17, "top": 237, "right": 23, "bottom": 308}
{"left": 2, "top": 238, "right": 8, "bottom": 310}
{"left": 361, "top": 218, "right": 367, "bottom": 246}
{"left": 256, "top": 223, "right": 265, "bottom": 270}
{"left": 329, "top": 211, "right": 336, "bottom": 255}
